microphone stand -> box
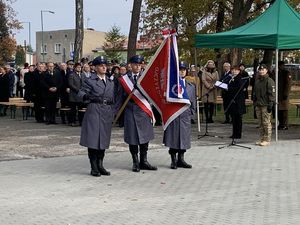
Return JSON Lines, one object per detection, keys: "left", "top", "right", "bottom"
{"left": 218, "top": 78, "right": 251, "bottom": 149}
{"left": 198, "top": 86, "right": 223, "bottom": 139}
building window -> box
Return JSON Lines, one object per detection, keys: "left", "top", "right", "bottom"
{"left": 70, "top": 42, "right": 75, "bottom": 52}
{"left": 50, "top": 35, "right": 52, "bottom": 39}
{"left": 54, "top": 43, "right": 61, "bottom": 54}
{"left": 65, "top": 34, "right": 68, "bottom": 38}
{"left": 41, "top": 44, "right": 47, "bottom": 54}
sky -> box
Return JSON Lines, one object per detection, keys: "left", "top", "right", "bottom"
{"left": 12, "top": 0, "right": 133, "bottom": 50}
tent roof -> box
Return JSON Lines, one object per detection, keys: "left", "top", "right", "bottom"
{"left": 195, "top": 0, "right": 300, "bottom": 50}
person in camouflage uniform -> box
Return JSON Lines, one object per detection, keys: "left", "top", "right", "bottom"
{"left": 253, "top": 64, "right": 276, "bottom": 146}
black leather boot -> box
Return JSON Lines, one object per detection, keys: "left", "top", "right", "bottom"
{"left": 177, "top": 151, "right": 192, "bottom": 169}
{"left": 88, "top": 149, "right": 100, "bottom": 177}
{"left": 129, "top": 146, "right": 140, "bottom": 172}
{"left": 97, "top": 151, "right": 110, "bottom": 176}
{"left": 140, "top": 144, "right": 157, "bottom": 171}
{"left": 169, "top": 148, "right": 177, "bottom": 169}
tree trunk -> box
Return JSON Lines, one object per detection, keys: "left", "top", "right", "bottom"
{"left": 74, "top": 0, "right": 83, "bottom": 63}
{"left": 215, "top": 0, "right": 225, "bottom": 71}
{"left": 263, "top": 49, "right": 274, "bottom": 67}
{"left": 230, "top": 0, "right": 254, "bottom": 65}
{"left": 127, "top": 0, "right": 142, "bottom": 61}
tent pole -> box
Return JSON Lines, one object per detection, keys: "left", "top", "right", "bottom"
{"left": 275, "top": 49, "right": 279, "bottom": 142}
{"left": 194, "top": 48, "right": 201, "bottom": 133}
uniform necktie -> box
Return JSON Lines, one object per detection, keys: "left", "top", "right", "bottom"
{"left": 133, "top": 75, "right": 137, "bottom": 83}
{"left": 102, "top": 79, "right": 106, "bottom": 86}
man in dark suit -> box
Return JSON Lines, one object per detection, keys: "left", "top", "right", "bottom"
{"left": 59, "top": 63, "right": 70, "bottom": 124}
{"left": 32, "top": 63, "right": 46, "bottom": 122}
{"left": 220, "top": 62, "right": 232, "bottom": 124}
{"left": 40, "top": 62, "right": 63, "bottom": 124}
{"left": 68, "top": 63, "right": 84, "bottom": 126}
{"left": 24, "top": 65, "right": 36, "bottom": 103}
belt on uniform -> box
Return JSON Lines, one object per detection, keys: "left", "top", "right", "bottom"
{"left": 90, "top": 99, "right": 113, "bottom": 105}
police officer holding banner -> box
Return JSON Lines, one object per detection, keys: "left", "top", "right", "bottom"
{"left": 163, "top": 61, "right": 196, "bottom": 169}
{"left": 77, "top": 56, "right": 115, "bottom": 177}
{"left": 120, "top": 55, "right": 157, "bottom": 172}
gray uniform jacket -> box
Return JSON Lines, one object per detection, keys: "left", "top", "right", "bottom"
{"left": 163, "top": 80, "right": 196, "bottom": 150}
{"left": 120, "top": 72, "right": 154, "bottom": 145}
{"left": 77, "top": 73, "right": 115, "bottom": 150}
{"left": 68, "top": 72, "right": 84, "bottom": 103}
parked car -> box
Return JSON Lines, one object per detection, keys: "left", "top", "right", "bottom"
{"left": 285, "top": 64, "right": 300, "bottom": 81}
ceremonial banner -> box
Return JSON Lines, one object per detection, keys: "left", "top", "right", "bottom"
{"left": 137, "top": 30, "right": 190, "bottom": 130}
{"left": 118, "top": 74, "right": 156, "bottom": 123}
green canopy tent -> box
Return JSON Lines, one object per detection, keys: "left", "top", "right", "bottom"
{"left": 195, "top": 0, "right": 300, "bottom": 141}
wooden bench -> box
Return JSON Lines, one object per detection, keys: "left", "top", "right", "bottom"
{"left": 13, "top": 102, "right": 34, "bottom": 120}
{"left": 290, "top": 99, "right": 300, "bottom": 117}
{"left": 0, "top": 99, "right": 33, "bottom": 119}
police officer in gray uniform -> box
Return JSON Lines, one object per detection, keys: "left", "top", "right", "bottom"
{"left": 77, "top": 56, "right": 115, "bottom": 177}
{"left": 121, "top": 55, "right": 157, "bottom": 172}
{"left": 163, "top": 61, "right": 196, "bottom": 169}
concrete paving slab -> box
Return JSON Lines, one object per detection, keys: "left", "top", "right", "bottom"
{"left": 1, "top": 140, "right": 300, "bottom": 224}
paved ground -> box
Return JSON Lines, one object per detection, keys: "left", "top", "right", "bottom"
{"left": 1, "top": 116, "right": 300, "bottom": 224}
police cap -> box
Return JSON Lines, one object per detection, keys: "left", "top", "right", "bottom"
{"left": 92, "top": 56, "right": 107, "bottom": 66}
{"left": 179, "top": 61, "right": 187, "bottom": 70}
{"left": 129, "top": 55, "right": 144, "bottom": 64}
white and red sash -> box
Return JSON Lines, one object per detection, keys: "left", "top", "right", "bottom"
{"left": 119, "top": 74, "right": 156, "bottom": 123}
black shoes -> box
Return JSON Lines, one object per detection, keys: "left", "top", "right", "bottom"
{"left": 132, "top": 163, "right": 140, "bottom": 172}
{"left": 170, "top": 153, "right": 177, "bottom": 169}
{"left": 139, "top": 151, "right": 157, "bottom": 171}
{"left": 98, "top": 167, "right": 110, "bottom": 176}
{"left": 177, "top": 152, "right": 192, "bottom": 169}
{"left": 90, "top": 170, "right": 100, "bottom": 177}
{"left": 140, "top": 161, "right": 157, "bottom": 170}
{"left": 278, "top": 126, "right": 288, "bottom": 130}
{"left": 130, "top": 152, "right": 140, "bottom": 172}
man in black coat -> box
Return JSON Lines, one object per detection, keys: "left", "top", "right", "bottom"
{"left": 68, "top": 63, "right": 84, "bottom": 126}
{"left": 24, "top": 65, "right": 36, "bottom": 103}
{"left": 5, "top": 65, "right": 15, "bottom": 98}
{"left": 40, "top": 62, "right": 63, "bottom": 124}
{"left": 0, "top": 67, "right": 10, "bottom": 116}
{"left": 32, "top": 63, "right": 45, "bottom": 122}
{"left": 59, "top": 63, "right": 70, "bottom": 124}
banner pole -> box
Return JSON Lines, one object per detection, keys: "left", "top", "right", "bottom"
{"left": 113, "top": 91, "right": 134, "bottom": 125}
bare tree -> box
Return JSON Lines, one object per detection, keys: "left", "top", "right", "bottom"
{"left": 127, "top": 0, "right": 142, "bottom": 61}
{"left": 74, "top": 0, "right": 83, "bottom": 63}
